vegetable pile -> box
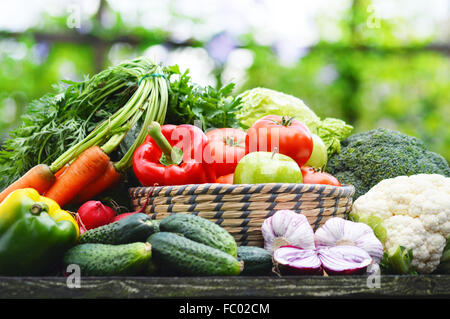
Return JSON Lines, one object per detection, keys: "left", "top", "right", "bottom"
{"left": 0, "top": 58, "right": 170, "bottom": 207}
{"left": 0, "top": 56, "right": 449, "bottom": 278}
{"left": 0, "top": 58, "right": 161, "bottom": 189}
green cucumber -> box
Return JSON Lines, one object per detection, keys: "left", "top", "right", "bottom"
{"left": 148, "top": 232, "right": 243, "bottom": 276}
{"left": 78, "top": 213, "right": 159, "bottom": 245}
{"left": 159, "top": 213, "right": 237, "bottom": 257}
{"left": 63, "top": 242, "right": 152, "bottom": 276}
{"left": 237, "top": 246, "right": 273, "bottom": 276}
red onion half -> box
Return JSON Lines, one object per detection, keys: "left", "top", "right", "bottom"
{"left": 318, "top": 246, "right": 372, "bottom": 275}
{"left": 273, "top": 245, "right": 373, "bottom": 276}
{"left": 273, "top": 246, "right": 323, "bottom": 276}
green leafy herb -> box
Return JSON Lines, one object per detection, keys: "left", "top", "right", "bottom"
{"left": 163, "top": 65, "right": 242, "bottom": 130}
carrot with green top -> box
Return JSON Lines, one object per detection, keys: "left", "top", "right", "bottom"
{"left": 73, "top": 86, "right": 168, "bottom": 204}
{"left": 44, "top": 146, "right": 111, "bottom": 207}
{"left": 54, "top": 164, "right": 69, "bottom": 179}
{"left": 0, "top": 164, "right": 55, "bottom": 203}
{"left": 72, "top": 161, "right": 122, "bottom": 204}
{"left": 0, "top": 60, "right": 169, "bottom": 206}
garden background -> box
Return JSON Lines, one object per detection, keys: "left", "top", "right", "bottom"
{"left": 0, "top": 0, "right": 449, "bottom": 161}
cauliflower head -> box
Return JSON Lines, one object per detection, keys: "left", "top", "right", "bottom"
{"left": 350, "top": 174, "right": 450, "bottom": 274}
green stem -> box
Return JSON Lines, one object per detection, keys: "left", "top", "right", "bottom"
{"left": 271, "top": 147, "right": 279, "bottom": 159}
{"left": 100, "top": 132, "right": 127, "bottom": 154}
{"left": 386, "top": 245, "right": 416, "bottom": 275}
{"left": 91, "top": 80, "right": 127, "bottom": 105}
{"left": 115, "top": 74, "right": 169, "bottom": 172}
{"left": 37, "top": 134, "right": 53, "bottom": 163}
{"left": 115, "top": 100, "right": 152, "bottom": 172}
{"left": 82, "top": 82, "right": 148, "bottom": 142}
{"left": 148, "top": 121, "right": 173, "bottom": 158}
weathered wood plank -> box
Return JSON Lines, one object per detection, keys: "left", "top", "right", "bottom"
{"left": 0, "top": 275, "right": 449, "bottom": 299}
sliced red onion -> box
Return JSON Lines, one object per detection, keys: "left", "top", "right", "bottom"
{"left": 262, "top": 210, "right": 316, "bottom": 253}
{"left": 314, "top": 217, "right": 384, "bottom": 264}
{"left": 273, "top": 245, "right": 323, "bottom": 276}
{"left": 318, "top": 245, "right": 372, "bottom": 275}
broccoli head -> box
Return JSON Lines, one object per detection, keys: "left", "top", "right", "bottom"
{"left": 326, "top": 128, "right": 450, "bottom": 199}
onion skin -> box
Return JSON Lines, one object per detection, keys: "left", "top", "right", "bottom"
{"left": 314, "top": 217, "right": 384, "bottom": 264}
{"left": 277, "top": 263, "right": 324, "bottom": 276}
{"left": 262, "top": 210, "right": 316, "bottom": 253}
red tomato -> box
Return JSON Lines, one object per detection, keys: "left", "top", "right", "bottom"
{"left": 245, "top": 115, "right": 313, "bottom": 167}
{"left": 301, "top": 166, "right": 341, "bottom": 186}
{"left": 216, "top": 173, "right": 234, "bottom": 184}
{"left": 206, "top": 128, "right": 246, "bottom": 177}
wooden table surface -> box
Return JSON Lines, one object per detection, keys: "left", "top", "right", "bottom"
{"left": 1, "top": 275, "right": 449, "bottom": 299}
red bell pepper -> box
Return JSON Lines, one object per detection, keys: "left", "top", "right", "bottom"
{"left": 132, "top": 122, "right": 216, "bottom": 186}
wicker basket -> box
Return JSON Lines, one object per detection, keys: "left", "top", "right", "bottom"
{"left": 129, "top": 183, "right": 355, "bottom": 247}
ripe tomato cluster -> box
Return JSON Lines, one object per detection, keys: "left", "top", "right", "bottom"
{"left": 208, "top": 115, "right": 341, "bottom": 186}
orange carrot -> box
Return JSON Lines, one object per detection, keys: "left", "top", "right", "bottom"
{"left": 45, "top": 146, "right": 110, "bottom": 207}
{"left": 72, "top": 161, "right": 123, "bottom": 204}
{"left": 0, "top": 164, "right": 55, "bottom": 203}
{"left": 54, "top": 164, "right": 70, "bottom": 179}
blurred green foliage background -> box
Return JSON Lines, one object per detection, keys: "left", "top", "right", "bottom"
{"left": 0, "top": 0, "right": 449, "bottom": 161}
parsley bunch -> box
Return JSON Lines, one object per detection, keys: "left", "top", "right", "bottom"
{"left": 164, "top": 65, "right": 242, "bottom": 130}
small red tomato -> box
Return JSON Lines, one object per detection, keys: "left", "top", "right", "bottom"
{"left": 246, "top": 115, "right": 313, "bottom": 168}
{"left": 216, "top": 173, "right": 234, "bottom": 184}
{"left": 301, "top": 166, "right": 341, "bottom": 186}
{"left": 206, "top": 128, "right": 246, "bottom": 177}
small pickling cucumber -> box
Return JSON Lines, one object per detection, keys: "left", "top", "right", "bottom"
{"left": 63, "top": 242, "right": 152, "bottom": 276}
{"left": 159, "top": 213, "right": 237, "bottom": 257}
{"left": 147, "top": 232, "right": 243, "bottom": 276}
{"left": 78, "top": 213, "right": 159, "bottom": 245}
{"left": 237, "top": 246, "right": 273, "bottom": 276}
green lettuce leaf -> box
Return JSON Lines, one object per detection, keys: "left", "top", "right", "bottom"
{"left": 316, "top": 118, "right": 353, "bottom": 156}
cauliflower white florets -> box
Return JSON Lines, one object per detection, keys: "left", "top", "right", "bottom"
{"left": 352, "top": 174, "right": 450, "bottom": 273}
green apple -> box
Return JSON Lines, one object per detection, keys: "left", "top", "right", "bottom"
{"left": 305, "top": 134, "right": 328, "bottom": 169}
{"left": 234, "top": 151, "right": 303, "bottom": 184}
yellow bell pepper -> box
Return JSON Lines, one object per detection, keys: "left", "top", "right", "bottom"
{"left": 0, "top": 188, "right": 79, "bottom": 275}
